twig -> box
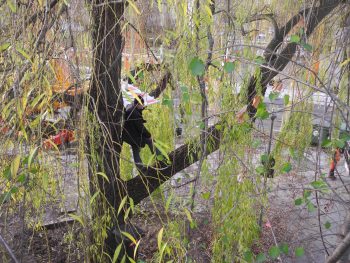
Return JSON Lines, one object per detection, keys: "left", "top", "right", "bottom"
{"left": 266, "top": 217, "right": 283, "bottom": 262}
{"left": 172, "top": 178, "right": 197, "bottom": 189}
{"left": 125, "top": 20, "right": 159, "bottom": 64}
{"left": 0, "top": 233, "right": 19, "bottom": 263}
{"left": 14, "top": 0, "right": 60, "bottom": 39}
{"left": 243, "top": 13, "right": 279, "bottom": 39}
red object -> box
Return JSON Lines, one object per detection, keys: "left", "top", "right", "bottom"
{"left": 43, "top": 129, "right": 75, "bottom": 149}
{"left": 265, "top": 221, "right": 272, "bottom": 228}
{"left": 329, "top": 148, "right": 341, "bottom": 178}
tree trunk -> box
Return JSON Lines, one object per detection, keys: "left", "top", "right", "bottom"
{"left": 88, "top": 0, "right": 125, "bottom": 259}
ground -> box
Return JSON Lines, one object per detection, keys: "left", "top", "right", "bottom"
{"left": 1, "top": 134, "right": 350, "bottom": 262}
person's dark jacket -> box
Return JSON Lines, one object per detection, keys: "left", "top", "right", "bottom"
{"left": 122, "top": 104, "right": 151, "bottom": 147}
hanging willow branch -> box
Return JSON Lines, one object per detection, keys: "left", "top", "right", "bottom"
{"left": 124, "top": 0, "right": 343, "bottom": 206}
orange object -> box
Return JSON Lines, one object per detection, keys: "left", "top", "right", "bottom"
{"left": 51, "top": 60, "right": 72, "bottom": 93}
{"left": 335, "top": 148, "right": 341, "bottom": 162}
{"left": 52, "top": 101, "right": 69, "bottom": 110}
{"left": 329, "top": 148, "right": 342, "bottom": 178}
{"left": 252, "top": 95, "right": 261, "bottom": 108}
{"left": 65, "top": 86, "right": 85, "bottom": 96}
{"left": 124, "top": 56, "right": 130, "bottom": 71}
{"left": 313, "top": 61, "right": 320, "bottom": 75}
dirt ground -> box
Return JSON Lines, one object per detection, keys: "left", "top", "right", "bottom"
{"left": 0, "top": 198, "right": 298, "bottom": 263}
{"left": 1, "top": 144, "right": 350, "bottom": 262}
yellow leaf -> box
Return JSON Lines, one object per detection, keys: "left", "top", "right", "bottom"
{"left": 133, "top": 239, "right": 141, "bottom": 259}
{"left": 96, "top": 172, "right": 110, "bottom": 183}
{"left": 16, "top": 47, "right": 31, "bottom": 62}
{"left": 121, "top": 231, "right": 137, "bottom": 245}
{"left": 159, "top": 242, "right": 168, "bottom": 263}
{"left": 127, "top": 0, "right": 140, "bottom": 15}
{"left": 11, "top": 155, "right": 21, "bottom": 177}
{"left": 0, "top": 43, "right": 11, "bottom": 52}
{"left": 90, "top": 191, "right": 100, "bottom": 205}
{"left": 127, "top": 256, "right": 136, "bottom": 263}
{"left": 157, "top": 227, "right": 164, "bottom": 250}
{"left": 204, "top": 5, "right": 212, "bottom": 18}
{"left": 112, "top": 243, "right": 122, "bottom": 263}
{"left": 340, "top": 58, "right": 350, "bottom": 67}
{"left": 117, "top": 196, "right": 128, "bottom": 215}
{"left": 28, "top": 147, "right": 39, "bottom": 168}
{"left": 69, "top": 213, "right": 85, "bottom": 227}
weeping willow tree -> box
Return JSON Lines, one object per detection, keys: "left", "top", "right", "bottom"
{"left": 0, "top": 0, "right": 348, "bottom": 262}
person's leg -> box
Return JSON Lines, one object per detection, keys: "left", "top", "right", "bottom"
{"left": 131, "top": 145, "right": 143, "bottom": 164}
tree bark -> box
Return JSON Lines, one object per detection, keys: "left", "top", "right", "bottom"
{"left": 149, "top": 71, "right": 172, "bottom": 98}
{"left": 89, "top": 0, "right": 125, "bottom": 210}
{"left": 88, "top": 0, "right": 126, "bottom": 259}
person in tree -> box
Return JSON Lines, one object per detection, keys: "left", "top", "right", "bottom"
{"left": 123, "top": 95, "right": 160, "bottom": 165}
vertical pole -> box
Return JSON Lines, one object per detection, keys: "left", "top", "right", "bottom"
{"left": 258, "top": 113, "right": 276, "bottom": 228}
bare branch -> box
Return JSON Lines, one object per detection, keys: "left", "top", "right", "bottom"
{"left": 244, "top": 13, "right": 279, "bottom": 39}
{"left": 326, "top": 231, "right": 350, "bottom": 263}
{"left": 125, "top": 20, "right": 160, "bottom": 64}
{"left": 0, "top": 233, "right": 19, "bottom": 263}
{"left": 14, "top": 0, "right": 60, "bottom": 40}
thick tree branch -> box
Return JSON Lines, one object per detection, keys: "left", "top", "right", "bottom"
{"left": 126, "top": 123, "right": 222, "bottom": 205}
{"left": 247, "top": 0, "right": 342, "bottom": 117}
{"left": 148, "top": 71, "right": 172, "bottom": 98}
